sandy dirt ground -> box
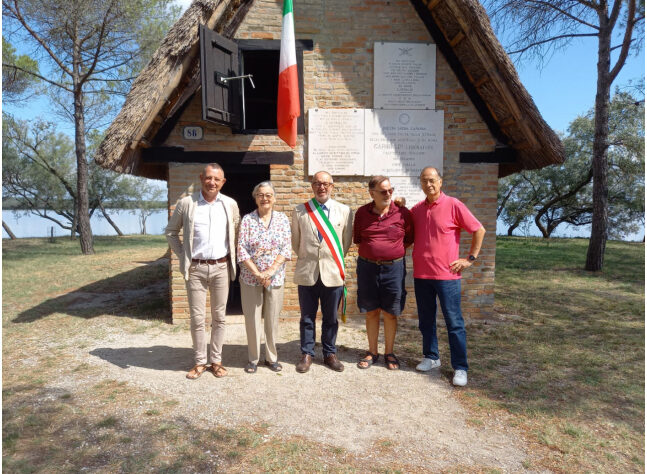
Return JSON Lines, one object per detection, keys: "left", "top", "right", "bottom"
{"left": 72, "top": 316, "right": 530, "bottom": 471}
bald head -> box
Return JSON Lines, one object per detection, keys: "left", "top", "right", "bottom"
{"left": 419, "top": 166, "right": 441, "bottom": 180}
{"left": 203, "top": 163, "right": 224, "bottom": 176}
{"left": 200, "top": 163, "right": 226, "bottom": 202}
{"left": 312, "top": 171, "right": 333, "bottom": 184}
{"left": 311, "top": 171, "right": 334, "bottom": 204}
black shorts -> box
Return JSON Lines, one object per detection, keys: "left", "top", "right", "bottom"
{"left": 356, "top": 257, "right": 407, "bottom": 316}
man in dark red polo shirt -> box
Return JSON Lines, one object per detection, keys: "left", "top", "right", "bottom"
{"left": 353, "top": 175, "right": 414, "bottom": 370}
{"left": 411, "top": 166, "right": 485, "bottom": 386}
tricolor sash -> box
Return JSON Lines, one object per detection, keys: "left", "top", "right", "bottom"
{"left": 304, "top": 198, "right": 347, "bottom": 321}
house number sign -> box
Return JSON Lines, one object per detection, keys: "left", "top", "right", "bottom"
{"left": 183, "top": 126, "right": 203, "bottom": 140}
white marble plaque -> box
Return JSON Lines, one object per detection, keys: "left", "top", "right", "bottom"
{"left": 308, "top": 108, "right": 365, "bottom": 176}
{"left": 389, "top": 176, "right": 426, "bottom": 209}
{"left": 374, "top": 42, "right": 436, "bottom": 110}
{"left": 364, "top": 109, "right": 444, "bottom": 177}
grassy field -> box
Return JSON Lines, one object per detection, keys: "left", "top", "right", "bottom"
{"left": 2, "top": 235, "right": 644, "bottom": 472}
{"left": 459, "top": 237, "right": 644, "bottom": 472}
{"left": 2, "top": 236, "right": 389, "bottom": 473}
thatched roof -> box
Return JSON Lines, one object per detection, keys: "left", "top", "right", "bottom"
{"left": 416, "top": 0, "right": 563, "bottom": 176}
{"left": 95, "top": 0, "right": 563, "bottom": 180}
{"left": 94, "top": 0, "right": 250, "bottom": 180}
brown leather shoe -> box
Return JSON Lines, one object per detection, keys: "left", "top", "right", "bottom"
{"left": 324, "top": 354, "right": 344, "bottom": 372}
{"left": 296, "top": 354, "right": 312, "bottom": 373}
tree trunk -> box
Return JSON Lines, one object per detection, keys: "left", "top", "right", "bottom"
{"left": 73, "top": 38, "right": 94, "bottom": 254}
{"left": 3, "top": 220, "right": 17, "bottom": 239}
{"left": 507, "top": 217, "right": 522, "bottom": 236}
{"left": 98, "top": 202, "right": 124, "bottom": 236}
{"left": 534, "top": 213, "right": 549, "bottom": 238}
{"left": 70, "top": 211, "right": 78, "bottom": 240}
{"left": 585, "top": 20, "right": 612, "bottom": 271}
{"left": 545, "top": 222, "right": 558, "bottom": 238}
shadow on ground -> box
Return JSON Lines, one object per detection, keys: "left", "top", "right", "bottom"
{"left": 89, "top": 338, "right": 421, "bottom": 374}
{"left": 13, "top": 258, "right": 169, "bottom": 323}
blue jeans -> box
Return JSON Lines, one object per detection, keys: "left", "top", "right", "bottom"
{"left": 298, "top": 278, "right": 343, "bottom": 356}
{"left": 414, "top": 278, "right": 468, "bottom": 371}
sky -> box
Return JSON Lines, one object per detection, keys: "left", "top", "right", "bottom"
{"left": 514, "top": 40, "right": 644, "bottom": 133}
{"left": 171, "top": 0, "right": 646, "bottom": 135}
{"left": 3, "top": 0, "right": 645, "bottom": 240}
{"left": 5, "top": 0, "right": 643, "bottom": 136}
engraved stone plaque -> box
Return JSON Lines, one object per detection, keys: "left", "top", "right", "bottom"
{"left": 374, "top": 42, "right": 436, "bottom": 110}
{"left": 364, "top": 109, "right": 444, "bottom": 177}
{"left": 389, "top": 176, "right": 426, "bottom": 209}
{"left": 308, "top": 108, "right": 365, "bottom": 176}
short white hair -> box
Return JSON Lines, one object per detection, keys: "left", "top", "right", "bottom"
{"left": 252, "top": 181, "right": 275, "bottom": 197}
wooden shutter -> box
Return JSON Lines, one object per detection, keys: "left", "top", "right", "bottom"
{"left": 200, "top": 25, "right": 241, "bottom": 128}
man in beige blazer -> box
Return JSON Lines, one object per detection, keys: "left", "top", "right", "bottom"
{"left": 166, "top": 163, "right": 240, "bottom": 380}
{"left": 291, "top": 171, "right": 353, "bottom": 373}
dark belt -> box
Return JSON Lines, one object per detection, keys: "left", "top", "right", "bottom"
{"left": 359, "top": 256, "right": 403, "bottom": 265}
{"left": 192, "top": 255, "right": 228, "bottom": 264}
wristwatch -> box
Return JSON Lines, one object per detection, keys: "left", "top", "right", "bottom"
{"left": 468, "top": 255, "right": 476, "bottom": 262}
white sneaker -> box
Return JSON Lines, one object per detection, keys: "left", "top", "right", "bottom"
{"left": 453, "top": 370, "right": 467, "bottom": 386}
{"left": 416, "top": 358, "right": 441, "bottom": 371}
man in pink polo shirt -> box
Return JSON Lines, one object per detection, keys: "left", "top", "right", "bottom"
{"left": 411, "top": 166, "right": 485, "bottom": 387}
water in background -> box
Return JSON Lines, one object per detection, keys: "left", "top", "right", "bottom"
{"left": 2, "top": 209, "right": 168, "bottom": 238}
{"left": 495, "top": 218, "right": 644, "bottom": 242}
{"left": 3, "top": 209, "right": 644, "bottom": 242}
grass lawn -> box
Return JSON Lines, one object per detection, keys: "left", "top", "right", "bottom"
{"left": 462, "top": 237, "right": 644, "bottom": 472}
{"left": 2, "top": 235, "right": 644, "bottom": 472}
{"left": 2, "top": 236, "right": 382, "bottom": 473}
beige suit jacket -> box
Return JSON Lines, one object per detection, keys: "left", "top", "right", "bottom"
{"left": 165, "top": 191, "right": 240, "bottom": 281}
{"left": 291, "top": 198, "right": 353, "bottom": 287}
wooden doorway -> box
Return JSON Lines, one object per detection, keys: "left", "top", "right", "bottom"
{"left": 220, "top": 164, "right": 270, "bottom": 314}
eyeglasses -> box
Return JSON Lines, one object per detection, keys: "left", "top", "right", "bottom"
{"left": 420, "top": 178, "right": 441, "bottom": 184}
{"left": 256, "top": 193, "right": 274, "bottom": 199}
{"left": 371, "top": 188, "right": 394, "bottom": 196}
{"left": 312, "top": 182, "right": 333, "bottom": 189}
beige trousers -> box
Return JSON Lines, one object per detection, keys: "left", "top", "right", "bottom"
{"left": 240, "top": 282, "right": 284, "bottom": 365}
{"left": 186, "top": 261, "right": 229, "bottom": 365}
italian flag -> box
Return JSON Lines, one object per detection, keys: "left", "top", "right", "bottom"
{"left": 277, "top": 0, "right": 300, "bottom": 148}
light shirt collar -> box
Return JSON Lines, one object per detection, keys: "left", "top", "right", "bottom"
{"left": 199, "top": 191, "right": 222, "bottom": 204}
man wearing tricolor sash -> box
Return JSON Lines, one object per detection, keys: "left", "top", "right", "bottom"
{"left": 291, "top": 171, "right": 353, "bottom": 373}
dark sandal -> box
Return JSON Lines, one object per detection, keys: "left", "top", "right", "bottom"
{"left": 357, "top": 352, "right": 379, "bottom": 369}
{"left": 186, "top": 364, "right": 207, "bottom": 379}
{"left": 245, "top": 362, "right": 257, "bottom": 374}
{"left": 264, "top": 360, "right": 283, "bottom": 372}
{"left": 385, "top": 353, "right": 400, "bottom": 370}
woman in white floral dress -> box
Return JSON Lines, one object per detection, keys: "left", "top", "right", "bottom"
{"left": 237, "top": 181, "right": 292, "bottom": 373}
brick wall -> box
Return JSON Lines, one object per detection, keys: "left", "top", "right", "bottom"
{"left": 164, "top": 0, "right": 497, "bottom": 323}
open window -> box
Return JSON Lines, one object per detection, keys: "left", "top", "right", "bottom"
{"left": 200, "top": 26, "right": 310, "bottom": 134}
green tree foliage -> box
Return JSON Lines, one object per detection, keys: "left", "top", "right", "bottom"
{"left": 498, "top": 91, "right": 644, "bottom": 239}
{"left": 2, "top": 115, "right": 165, "bottom": 236}
{"left": 2, "top": 0, "right": 180, "bottom": 253}
{"left": 3, "top": 117, "right": 77, "bottom": 232}
{"left": 2, "top": 36, "right": 39, "bottom": 101}
{"left": 112, "top": 178, "right": 166, "bottom": 235}
{"left": 484, "top": 0, "right": 644, "bottom": 269}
